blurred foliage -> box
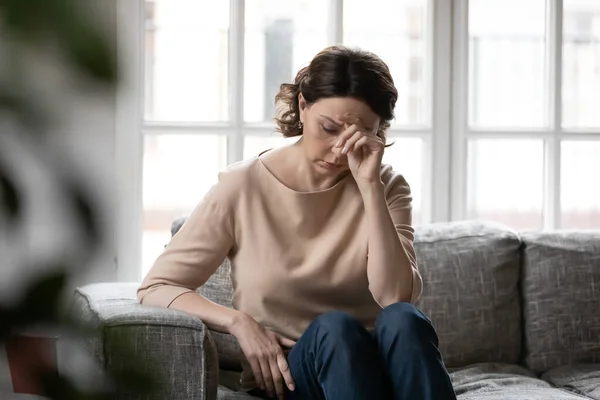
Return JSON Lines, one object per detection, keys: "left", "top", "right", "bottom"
{"left": 0, "top": 0, "right": 157, "bottom": 398}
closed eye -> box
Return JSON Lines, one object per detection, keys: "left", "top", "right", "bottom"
{"left": 321, "top": 124, "right": 337, "bottom": 134}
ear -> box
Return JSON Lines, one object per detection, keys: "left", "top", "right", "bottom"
{"left": 298, "top": 93, "right": 307, "bottom": 123}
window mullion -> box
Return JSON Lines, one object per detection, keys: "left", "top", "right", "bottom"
{"left": 116, "top": 0, "right": 145, "bottom": 281}
{"left": 228, "top": 0, "right": 245, "bottom": 164}
{"left": 329, "top": 0, "right": 343, "bottom": 45}
{"left": 450, "top": 0, "right": 470, "bottom": 221}
{"left": 430, "top": 0, "right": 453, "bottom": 223}
{"left": 543, "top": 0, "right": 563, "bottom": 228}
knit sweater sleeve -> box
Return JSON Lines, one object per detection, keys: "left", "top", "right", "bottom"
{"left": 137, "top": 170, "right": 236, "bottom": 307}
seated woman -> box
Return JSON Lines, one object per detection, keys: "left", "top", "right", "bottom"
{"left": 138, "top": 45, "right": 456, "bottom": 400}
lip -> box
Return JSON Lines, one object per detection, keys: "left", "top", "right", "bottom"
{"left": 320, "top": 160, "right": 343, "bottom": 170}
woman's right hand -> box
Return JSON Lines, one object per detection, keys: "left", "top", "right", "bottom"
{"left": 229, "top": 312, "right": 296, "bottom": 400}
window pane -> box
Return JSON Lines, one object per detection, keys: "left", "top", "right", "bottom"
{"left": 469, "top": 0, "right": 547, "bottom": 128}
{"left": 561, "top": 141, "right": 600, "bottom": 228}
{"left": 145, "top": 0, "right": 229, "bottom": 122}
{"left": 244, "top": 0, "right": 328, "bottom": 122}
{"left": 467, "top": 139, "right": 544, "bottom": 229}
{"left": 243, "top": 135, "right": 299, "bottom": 160}
{"left": 142, "top": 134, "right": 228, "bottom": 275}
{"left": 344, "top": 0, "right": 429, "bottom": 126}
{"left": 382, "top": 137, "right": 424, "bottom": 225}
{"left": 563, "top": 0, "right": 600, "bottom": 128}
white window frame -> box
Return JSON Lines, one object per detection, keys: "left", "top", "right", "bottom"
{"left": 451, "top": 0, "right": 600, "bottom": 225}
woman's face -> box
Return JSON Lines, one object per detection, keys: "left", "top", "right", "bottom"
{"left": 298, "top": 95, "right": 381, "bottom": 177}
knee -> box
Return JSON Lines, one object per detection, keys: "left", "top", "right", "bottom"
{"left": 311, "top": 311, "right": 365, "bottom": 342}
{"left": 375, "top": 302, "right": 434, "bottom": 337}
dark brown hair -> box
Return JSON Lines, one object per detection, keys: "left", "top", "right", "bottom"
{"left": 274, "top": 45, "right": 398, "bottom": 143}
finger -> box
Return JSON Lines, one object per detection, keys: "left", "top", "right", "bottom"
{"left": 260, "top": 359, "right": 276, "bottom": 398}
{"left": 276, "top": 336, "right": 297, "bottom": 349}
{"left": 248, "top": 358, "right": 266, "bottom": 392}
{"left": 341, "top": 130, "right": 366, "bottom": 155}
{"left": 277, "top": 352, "right": 296, "bottom": 392}
{"left": 269, "top": 356, "right": 286, "bottom": 400}
{"left": 336, "top": 114, "right": 374, "bottom": 135}
{"left": 351, "top": 135, "right": 382, "bottom": 153}
{"left": 335, "top": 124, "right": 360, "bottom": 149}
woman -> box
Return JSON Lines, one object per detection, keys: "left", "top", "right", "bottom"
{"left": 138, "top": 45, "right": 456, "bottom": 400}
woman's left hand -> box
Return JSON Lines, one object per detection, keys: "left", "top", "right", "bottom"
{"left": 335, "top": 116, "right": 384, "bottom": 186}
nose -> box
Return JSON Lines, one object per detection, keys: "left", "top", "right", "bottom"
{"left": 331, "top": 145, "right": 345, "bottom": 162}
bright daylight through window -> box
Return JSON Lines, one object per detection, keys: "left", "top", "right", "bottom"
{"left": 139, "top": 0, "right": 600, "bottom": 276}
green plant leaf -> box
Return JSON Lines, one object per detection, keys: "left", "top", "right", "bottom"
{"left": 19, "top": 270, "right": 68, "bottom": 323}
{"left": 0, "top": 163, "right": 21, "bottom": 222}
{"left": 0, "top": 85, "right": 48, "bottom": 131}
{"left": 59, "top": 17, "right": 117, "bottom": 84}
{"left": 63, "top": 180, "right": 100, "bottom": 249}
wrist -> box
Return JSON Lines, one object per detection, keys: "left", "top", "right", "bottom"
{"left": 357, "top": 179, "right": 384, "bottom": 196}
{"left": 227, "top": 310, "right": 252, "bottom": 335}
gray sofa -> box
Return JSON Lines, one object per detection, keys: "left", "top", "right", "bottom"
{"left": 72, "top": 221, "right": 600, "bottom": 399}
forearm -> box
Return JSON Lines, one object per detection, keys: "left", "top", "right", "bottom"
{"left": 170, "top": 291, "right": 244, "bottom": 334}
{"left": 361, "top": 182, "right": 416, "bottom": 306}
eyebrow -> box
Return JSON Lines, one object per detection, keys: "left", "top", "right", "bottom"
{"left": 320, "top": 114, "right": 374, "bottom": 132}
{"left": 319, "top": 115, "right": 343, "bottom": 126}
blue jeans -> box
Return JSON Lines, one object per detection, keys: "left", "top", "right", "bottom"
{"left": 252, "top": 303, "right": 456, "bottom": 400}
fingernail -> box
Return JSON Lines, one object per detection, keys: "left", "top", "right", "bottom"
{"left": 288, "top": 384, "right": 295, "bottom": 391}
{"left": 335, "top": 140, "right": 341, "bottom": 148}
{"left": 341, "top": 147, "right": 348, "bottom": 154}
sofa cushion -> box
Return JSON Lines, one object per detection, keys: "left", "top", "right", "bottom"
{"left": 521, "top": 231, "right": 600, "bottom": 374}
{"left": 542, "top": 364, "right": 600, "bottom": 400}
{"left": 451, "top": 363, "right": 591, "bottom": 399}
{"left": 414, "top": 221, "right": 522, "bottom": 368}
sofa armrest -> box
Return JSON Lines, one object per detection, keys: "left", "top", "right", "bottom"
{"left": 70, "top": 283, "right": 218, "bottom": 400}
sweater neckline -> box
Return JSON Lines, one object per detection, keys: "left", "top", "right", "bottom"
{"left": 255, "top": 150, "right": 353, "bottom": 195}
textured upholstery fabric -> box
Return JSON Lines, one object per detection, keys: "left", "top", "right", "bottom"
{"left": 413, "top": 221, "right": 522, "bottom": 368}
{"left": 72, "top": 283, "right": 219, "bottom": 400}
{"left": 521, "top": 231, "right": 600, "bottom": 374}
{"left": 217, "top": 386, "right": 260, "bottom": 400}
{"left": 451, "top": 363, "right": 591, "bottom": 399}
{"left": 542, "top": 364, "right": 600, "bottom": 400}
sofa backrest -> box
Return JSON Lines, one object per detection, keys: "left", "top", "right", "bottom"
{"left": 414, "top": 221, "right": 522, "bottom": 368}
{"left": 520, "top": 230, "right": 600, "bottom": 374}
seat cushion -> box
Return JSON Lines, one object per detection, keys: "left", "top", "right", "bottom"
{"left": 521, "top": 231, "right": 600, "bottom": 374}
{"left": 217, "top": 386, "right": 260, "bottom": 400}
{"left": 451, "top": 363, "right": 592, "bottom": 399}
{"left": 542, "top": 364, "right": 600, "bottom": 400}
{"left": 414, "top": 221, "right": 522, "bottom": 368}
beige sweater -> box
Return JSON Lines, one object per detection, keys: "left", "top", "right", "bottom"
{"left": 138, "top": 156, "right": 422, "bottom": 386}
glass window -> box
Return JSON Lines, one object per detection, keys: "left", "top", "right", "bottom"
{"left": 144, "top": 0, "right": 229, "bottom": 122}
{"left": 243, "top": 135, "right": 300, "bottom": 160}
{"left": 344, "top": 0, "right": 429, "bottom": 126}
{"left": 468, "top": 0, "right": 548, "bottom": 128}
{"left": 562, "top": 0, "right": 600, "bottom": 129}
{"left": 561, "top": 141, "right": 600, "bottom": 229}
{"left": 244, "top": 0, "right": 328, "bottom": 122}
{"left": 467, "top": 139, "right": 544, "bottom": 229}
{"left": 142, "top": 134, "right": 228, "bottom": 274}
{"left": 382, "top": 137, "right": 424, "bottom": 225}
